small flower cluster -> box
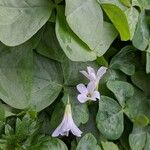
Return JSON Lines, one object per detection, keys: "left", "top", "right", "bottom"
{"left": 52, "top": 66, "right": 107, "bottom": 138}
{"left": 77, "top": 66, "right": 107, "bottom": 103}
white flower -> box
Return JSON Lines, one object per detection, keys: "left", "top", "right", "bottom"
{"left": 52, "top": 102, "right": 82, "bottom": 137}
{"left": 77, "top": 82, "right": 100, "bottom": 103}
{"left": 80, "top": 66, "right": 107, "bottom": 87}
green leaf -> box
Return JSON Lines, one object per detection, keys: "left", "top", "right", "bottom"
{"left": 3, "top": 106, "right": 15, "bottom": 118}
{"left": 48, "top": 9, "right": 56, "bottom": 23}
{"left": 30, "top": 53, "right": 63, "bottom": 111}
{"left": 0, "top": 104, "right": 5, "bottom": 132}
{"left": 76, "top": 133, "right": 101, "bottom": 150}
{"left": 36, "top": 22, "right": 66, "bottom": 63}
{"left": 96, "top": 56, "right": 108, "bottom": 67}
{"left": 0, "top": 104, "right": 5, "bottom": 122}
{"left": 94, "top": 22, "right": 118, "bottom": 57}
{"left": 27, "top": 136, "right": 68, "bottom": 150}
{"left": 61, "top": 58, "right": 98, "bottom": 86}
{"left": 101, "top": 4, "right": 130, "bottom": 41}
{"left": 144, "top": 133, "right": 150, "bottom": 150}
{"left": 129, "top": 126, "right": 150, "bottom": 150}
{"left": 106, "top": 80, "right": 134, "bottom": 107}
{"left": 56, "top": 6, "right": 96, "bottom": 61}
{"left": 38, "top": 112, "right": 52, "bottom": 135}
{"left": 15, "top": 114, "right": 37, "bottom": 141}
{"left": 131, "top": 71, "right": 150, "bottom": 96}
{"left": 49, "top": 101, "right": 65, "bottom": 134}
{"left": 96, "top": 96, "right": 124, "bottom": 140}
{"left": 97, "top": 69, "right": 127, "bottom": 98}
{"left": 0, "top": 43, "right": 33, "bottom": 109}
{"left": 100, "top": 69, "right": 127, "bottom": 84}
{"left": 71, "top": 140, "right": 77, "bottom": 150}
{"left": 98, "top": 0, "right": 127, "bottom": 10}
{"left": 146, "top": 47, "right": 150, "bottom": 73}
{"left": 80, "top": 103, "right": 101, "bottom": 140}
{"left": 5, "top": 124, "right": 14, "bottom": 136}
{"left": 124, "top": 89, "right": 150, "bottom": 121}
{"left": 0, "top": 113, "right": 38, "bottom": 149}
{"left": 0, "top": 125, "right": 15, "bottom": 149}
{"left": 0, "top": 104, "right": 15, "bottom": 118}
{"left": 134, "top": 115, "right": 149, "bottom": 127}
{"left": 137, "top": 0, "right": 150, "bottom": 9}
{"left": 65, "top": 0, "right": 117, "bottom": 56}
{"left": 129, "top": 127, "right": 146, "bottom": 150}
{"left": 132, "top": 0, "right": 140, "bottom": 7}
{"left": 0, "top": 0, "right": 52, "bottom": 46}
{"left": 0, "top": 42, "right": 63, "bottom": 111}
{"left": 132, "top": 11, "right": 150, "bottom": 51}
{"left": 101, "top": 141, "right": 119, "bottom": 150}
{"left": 65, "top": 0, "right": 103, "bottom": 51}
{"left": 125, "top": 7, "right": 139, "bottom": 39}
{"left": 119, "top": 117, "right": 132, "bottom": 150}
{"left": 119, "top": 0, "right": 131, "bottom": 7}
{"left": 110, "top": 45, "right": 136, "bottom": 75}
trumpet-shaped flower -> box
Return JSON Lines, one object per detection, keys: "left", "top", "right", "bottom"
{"left": 52, "top": 102, "right": 82, "bottom": 137}
{"left": 80, "top": 66, "right": 107, "bottom": 87}
{"left": 77, "top": 81, "right": 100, "bottom": 103}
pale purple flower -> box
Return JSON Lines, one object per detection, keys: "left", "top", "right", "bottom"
{"left": 77, "top": 82, "right": 100, "bottom": 103}
{"left": 80, "top": 66, "right": 107, "bottom": 87}
{"left": 52, "top": 102, "right": 82, "bottom": 137}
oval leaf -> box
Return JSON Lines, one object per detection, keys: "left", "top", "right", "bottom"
{"left": 0, "top": 42, "right": 63, "bottom": 111}
{"left": 36, "top": 22, "right": 66, "bottom": 63}
{"left": 76, "top": 133, "right": 101, "bottom": 150}
{"left": 0, "top": 0, "right": 52, "bottom": 46}
{"left": 96, "top": 96, "right": 124, "bottom": 140}
{"left": 102, "top": 141, "right": 119, "bottom": 150}
{"left": 65, "top": 0, "right": 103, "bottom": 52}
{"left": 101, "top": 4, "right": 130, "bottom": 41}
{"left": 132, "top": 11, "right": 149, "bottom": 51}
{"left": 125, "top": 7, "right": 139, "bottom": 40}
{"left": 30, "top": 136, "right": 68, "bottom": 150}
{"left": 106, "top": 80, "right": 134, "bottom": 107}
{"left": 129, "top": 126, "right": 148, "bottom": 150}
{"left": 56, "top": 6, "right": 96, "bottom": 62}
{"left": 137, "top": 0, "right": 150, "bottom": 9}
{"left": 110, "top": 45, "right": 136, "bottom": 75}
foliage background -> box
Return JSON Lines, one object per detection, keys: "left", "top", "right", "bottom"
{"left": 0, "top": 0, "right": 150, "bottom": 149}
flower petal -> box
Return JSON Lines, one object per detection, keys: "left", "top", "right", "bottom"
{"left": 76, "top": 83, "right": 88, "bottom": 94}
{"left": 52, "top": 121, "right": 64, "bottom": 137}
{"left": 52, "top": 103, "right": 81, "bottom": 137}
{"left": 77, "top": 94, "right": 88, "bottom": 103}
{"left": 90, "top": 73, "right": 97, "bottom": 81}
{"left": 87, "top": 66, "right": 96, "bottom": 75}
{"left": 87, "top": 81, "right": 96, "bottom": 93}
{"left": 80, "top": 70, "right": 91, "bottom": 80}
{"left": 71, "top": 123, "right": 82, "bottom": 137}
{"left": 52, "top": 105, "right": 71, "bottom": 137}
{"left": 92, "top": 91, "right": 100, "bottom": 100}
{"left": 80, "top": 70, "right": 96, "bottom": 81}
{"left": 97, "top": 66, "right": 107, "bottom": 80}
